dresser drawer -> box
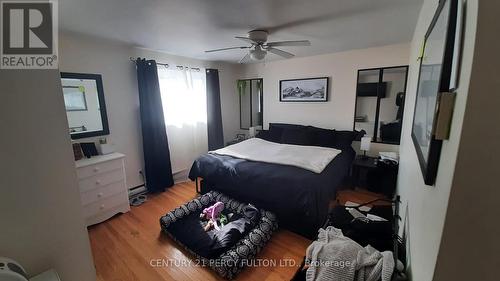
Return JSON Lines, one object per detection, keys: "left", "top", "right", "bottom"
{"left": 78, "top": 168, "right": 124, "bottom": 193}
{"left": 76, "top": 158, "right": 123, "bottom": 179}
{"left": 82, "top": 192, "right": 129, "bottom": 219}
{"left": 80, "top": 180, "right": 127, "bottom": 206}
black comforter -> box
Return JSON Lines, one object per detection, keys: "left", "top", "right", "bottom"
{"left": 188, "top": 148, "right": 355, "bottom": 238}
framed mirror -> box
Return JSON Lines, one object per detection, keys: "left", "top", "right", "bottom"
{"left": 60, "top": 72, "right": 109, "bottom": 139}
{"left": 354, "top": 66, "right": 408, "bottom": 145}
{"left": 238, "top": 78, "right": 263, "bottom": 130}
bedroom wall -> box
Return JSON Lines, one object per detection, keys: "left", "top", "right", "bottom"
{"left": 396, "top": 0, "right": 479, "bottom": 280}
{"left": 432, "top": 0, "right": 500, "bottom": 280}
{"left": 239, "top": 43, "right": 410, "bottom": 155}
{"left": 59, "top": 32, "right": 241, "bottom": 188}
{"left": 0, "top": 70, "right": 96, "bottom": 280}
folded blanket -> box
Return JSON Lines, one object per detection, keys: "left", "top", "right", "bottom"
{"left": 210, "top": 138, "right": 341, "bottom": 173}
{"left": 306, "top": 226, "right": 394, "bottom": 281}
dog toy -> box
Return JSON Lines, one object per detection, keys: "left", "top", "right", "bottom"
{"left": 219, "top": 214, "right": 228, "bottom": 227}
{"left": 204, "top": 220, "right": 214, "bottom": 231}
{"left": 200, "top": 201, "right": 224, "bottom": 231}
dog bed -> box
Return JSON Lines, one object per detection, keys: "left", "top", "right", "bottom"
{"left": 160, "top": 191, "right": 278, "bottom": 279}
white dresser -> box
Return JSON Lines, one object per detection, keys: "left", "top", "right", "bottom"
{"left": 75, "top": 153, "right": 130, "bottom": 226}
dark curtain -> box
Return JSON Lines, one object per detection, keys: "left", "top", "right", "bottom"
{"left": 206, "top": 69, "right": 224, "bottom": 150}
{"left": 136, "top": 58, "right": 174, "bottom": 192}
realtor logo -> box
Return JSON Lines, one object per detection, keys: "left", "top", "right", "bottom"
{"left": 1, "top": 0, "right": 58, "bottom": 69}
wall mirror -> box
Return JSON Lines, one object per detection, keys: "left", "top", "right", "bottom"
{"left": 354, "top": 66, "right": 409, "bottom": 145}
{"left": 60, "top": 72, "right": 109, "bottom": 139}
{"left": 238, "top": 78, "right": 263, "bottom": 130}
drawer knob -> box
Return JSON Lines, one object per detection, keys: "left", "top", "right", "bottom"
{"left": 95, "top": 180, "right": 101, "bottom": 185}
{"left": 97, "top": 192, "right": 103, "bottom": 198}
{"left": 93, "top": 167, "right": 100, "bottom": 172}
{"left": 100, "top": 204, "right": 105, "bottom": 209}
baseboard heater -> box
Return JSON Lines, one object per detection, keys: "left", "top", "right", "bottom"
{"left": 128, "top": 184, "right": 147, "bottom": 198}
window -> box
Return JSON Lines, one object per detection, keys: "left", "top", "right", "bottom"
{"left": 157, "top": 67, "right": 207, "bottom": 175}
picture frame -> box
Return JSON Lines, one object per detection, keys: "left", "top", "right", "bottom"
{"left": 279, "top": 77, "right": 329, "bottom": 102}
{"left": 411, "top": 0, "right": 459, "bottom": 186}
{"left": 63, "top": 86, "right": 88, "bottom": 111}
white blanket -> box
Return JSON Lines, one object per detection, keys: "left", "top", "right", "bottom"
{"left": 210, "top": 138, "right": 341, "bottom": 173}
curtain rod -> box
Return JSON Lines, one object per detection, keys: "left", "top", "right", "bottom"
{"left": 129, "top": 57, "right": 169, "bottom": 67}
{"left": 129, "top": 57, "right": 202, "bottom": 72}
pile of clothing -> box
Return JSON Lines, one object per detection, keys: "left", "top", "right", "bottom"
{"left": 199, "top": 201, "right": 261, "bottom": 257}
{"left": 305, "top": 226, "right": 394, "bottom": 281}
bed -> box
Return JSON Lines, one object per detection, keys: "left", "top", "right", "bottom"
{"left": 188, "top": 123, "right": 360, "bottom": 238}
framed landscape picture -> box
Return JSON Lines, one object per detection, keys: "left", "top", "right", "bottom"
{"left": 411, "top": 0, "right": 460, "bottom": 186}
{"left": 279, "top": 77, "right": 329, "bottom": 102}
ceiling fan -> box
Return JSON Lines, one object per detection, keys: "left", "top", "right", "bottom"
{"left": 205, "top": 30, "right": 311, "bottom": 64}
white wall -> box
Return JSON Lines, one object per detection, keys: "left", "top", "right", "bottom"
{"left": 240, "top": 43, "right": 410, "bottom": 155}
{"left": 59, "top": 32, "right": 241, "bottom": 188}
{"left": 0, "top": 70, "right": 96, "bottom": 280}
{"left": 396, "top": 0, "right": 478, "bottom": 280}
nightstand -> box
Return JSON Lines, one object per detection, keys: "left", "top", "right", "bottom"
{"left": 351, "top": 156, "right": 399, "bottom": 197}
{"left": 351, "top": 156, "right": 378, "bottom": 189}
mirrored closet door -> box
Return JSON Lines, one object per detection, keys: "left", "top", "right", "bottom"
{"left": 354, "top": 66, "right": 408, "bottom": 145}
{"left": 238, "top": 79, "right": 263, "bottom": 130}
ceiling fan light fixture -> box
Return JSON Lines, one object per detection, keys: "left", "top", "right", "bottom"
{"left": 250, "top": 46, "right": 267, "bottom": 60}
{"left": 205, "top": 30, "right": 310, "bottom": 62}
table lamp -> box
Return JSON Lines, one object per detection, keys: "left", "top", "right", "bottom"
{"left": 360, "top": 136, "right": 372, "bottom": 159}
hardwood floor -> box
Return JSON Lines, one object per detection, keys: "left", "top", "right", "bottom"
{"left": 88, "top": 181, "right": 312, "bottom": 281}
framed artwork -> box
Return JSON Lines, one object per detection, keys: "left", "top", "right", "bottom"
{"left": 279, "top": 77, "right": 329, "bottom": 102}
{"left": 411, "top": 0, "right": 460, "bottom": 186}
{"left": 63, "top": 86, "right": 88, "bottom": 111}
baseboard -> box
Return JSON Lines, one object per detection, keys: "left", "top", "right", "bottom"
{"left": 128, "top": 184, "right": 147, "bottom": 198}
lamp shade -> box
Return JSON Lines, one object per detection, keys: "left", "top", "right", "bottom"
{"left": 360, "top": 136, "right": 372, "bottom": 151}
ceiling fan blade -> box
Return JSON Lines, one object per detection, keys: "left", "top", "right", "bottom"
{"left": 235, "top": 36, "right": 255, "bottom": 44}
{"left": 266, "top": 40, "right": 311, "bottom": 47}
{"left": 205, "top": 46, "right": 249, "bottom": 53}
{"left": 267, "top": 47, "right": 294, "bottom": 59}
{"left": 239, "top": 53, "right": 251, "bottom": 64}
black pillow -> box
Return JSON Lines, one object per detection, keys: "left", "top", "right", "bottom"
{"left": 332, "top": 130, "right": 358, "bottom": 150}
{"left": 307, "top": 126, "right": 336, "bottom": 148}
{"left": 268, "top": 126, "right": 284, "bottom": 143}
{"left": 255, "top": 130, "right": 272, "bottom": 141}
{"left": 269, "top": 123, "right": 306, "bottom": 131}
{"left": 280, "top": 128, "right": 313, "bottom": 145}
{"left": 269, "top": 123, "right": 309, "bottom": 143}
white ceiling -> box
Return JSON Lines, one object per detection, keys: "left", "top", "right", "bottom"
{"left": 60, "top": 0, "right": 423, "bottom": 63}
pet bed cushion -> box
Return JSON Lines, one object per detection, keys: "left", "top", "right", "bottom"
{"left": 160, "top": 191, "right": 278, "bottom": 279}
